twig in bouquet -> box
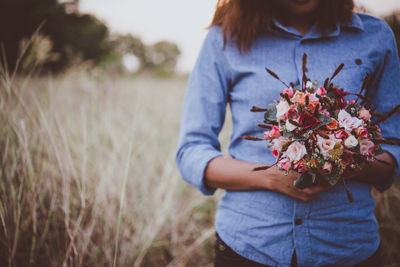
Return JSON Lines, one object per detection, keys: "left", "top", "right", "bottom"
{"left": 281, "top": 93, "right": 293, "bottom": 104}
{"left": 241, "top": 136, "right": 264, "bottom": 141}
{"left": 302, "top": 53, "right": 308, "bottom": 90}
{"left": 371, "top": 137, "right": 400, "bottom": 146}
{"left": 373, "top": 156, "right": 393, "bottom": 166}
{"left": 323, "top": 77, "right": 329, "bottom": 90}
{"left": 371, "top": 105, "right": 400, "bottom": 125}
{"left": 381, "top": 137, "right": 400, "bottom": 145}
{"left": 251, "top": 106, "right": 269, "bottom": 112}
{"left": 356, "top": 73, "right": 371, "bottom": 102}
{"left": 257, "top": 124, "right": 273, "bottom": 130}
{"left": 371, "top": 112, "right": 385, "bottom": 119}
{"left": 329, "top": 63, "right": 344, "bottom": 82}
{"left": 313, "top": 104, "right": 320, "bottom": 117}
{"left": 305, "top": 95, "right": 309, "bottom": 106}
{"left": 345, "top": 92, "right": 372, "bottom": 105}
{"left": 288, "top": 119, "right": 300, "bottom": 127}
{"left": 253, "top": 165, "right": 275, "bottom": 171}
{"left": 264, "top": 120, "right": 279, "bottom": 125}
{"left": 253, "top": 153, "right": 285, "bottom": 172}
{"left": 265, "top": 68, "right": 290, "bottom": 88}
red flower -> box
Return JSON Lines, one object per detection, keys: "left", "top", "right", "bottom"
{"left": 299, "top": 112, "right": 320, "bottom": 131}
{"left": 342, "top": 150, "right": 355, "bottom": 165}
{"left": 331, "top": 88, "right": 346, "bottom": 109}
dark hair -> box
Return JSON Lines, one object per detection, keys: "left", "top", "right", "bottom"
{"left": 209, "top": 0, "right": 354, "bottom": 52}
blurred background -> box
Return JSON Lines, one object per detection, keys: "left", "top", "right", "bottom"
{"left": 0, "top": 0, "right": 399, "bottom": 266}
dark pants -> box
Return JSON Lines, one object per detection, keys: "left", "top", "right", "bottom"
{"left": 214, "top": 233, "right": 383, "bottom": 267}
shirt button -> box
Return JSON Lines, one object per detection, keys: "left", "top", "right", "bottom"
{"left": 295, "top": 219, "right": 303, "bottom": 226}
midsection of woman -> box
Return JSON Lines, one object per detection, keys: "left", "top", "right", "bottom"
{"left": 211, "top": 16, "right": 386, "bottom": 266}
{"left": 175, "top": 2, "right": 400, "bottom": 266}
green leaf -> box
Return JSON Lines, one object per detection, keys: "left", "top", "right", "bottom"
{"left": 323, "top": 168, "right": 341, "bottom": 186}
{"left": 313, "top": 114, "right": 332, "bottom": 130}
{"left": 282, "top": 130, "right": 293, "bottom": 138}
{"left": 345, "top": 103, "right": 363, "bottom": 117}
{"left": 293, "top": 172, "right": 316, "bottom": 189}
{"left": 264, "top": 105, "right": 277, "bottom": 121}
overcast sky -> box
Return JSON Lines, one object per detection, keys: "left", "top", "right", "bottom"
{"left": 79, "top": 0, "right": 400, "bottom": 73}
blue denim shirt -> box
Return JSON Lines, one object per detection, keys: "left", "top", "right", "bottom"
{"left": 176, "top": 13, "right": 400, "bottom": 267}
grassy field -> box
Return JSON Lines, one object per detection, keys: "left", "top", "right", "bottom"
{"left": 0, "top": 66, "right": 399, "bottom": 266}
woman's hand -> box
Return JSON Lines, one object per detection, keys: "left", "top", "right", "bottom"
{"left": 205, "top": 156, "right": 332, "bottom": 201}
{"left": 347, "top": 151, "right": 395, "bottom": 187}
{"left": 265, "top": 165, "right": 332, "bottom": 202}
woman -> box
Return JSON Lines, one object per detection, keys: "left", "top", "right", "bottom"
{"left": 176, "top": 0, "right": 400, "bottom": 266}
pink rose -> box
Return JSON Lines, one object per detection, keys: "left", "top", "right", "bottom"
{"left": 285, "top": 141, "right": 307, "bottom": 162}
{"left": 271, "top": 136, "right": 289, "bottom": 152}
{"left": 293, "top": 159, "right": 310, "bottom": 173}
{"left": 354, "top": 127, "right": 368, "bottom": 138}
{"left": 283, "top": 87, "right": 294, "bottom": 98}
{"left": 278, "top": 158, "right": 292, "bottom": 171}
{"left": 358, "top": 108, "right": 371, "bottom": 120}
{"left": 359, "top": 139, "right": 375, "bottom": 157}
{"left": 291, "top": 90, "right": 305, "bottom": 103}
{"left": 338, "top": 110, "right": 363, "bottom": 131}
{"left": 316, "top": 87, "right": 326, "bottom": 96}
{"left": 317, "top": 134, "right": 341, "bottom": 158}
{"left": 323, "top": 162, "right": 332, "bottom": 173}
{"left": 271, "top": 148, "right": 279, "bottom": 157}
{"left": 264, "top": 126, "right": 281, "bottom": 140}
{"left": 320, "top": 109, "right": 330, "bottom": 116}
{"left": 276, "top": 101, "right": 291, "bottom": 120}
{"left": 334, "top": 129, "right": 349, "bottom": 140}
{"left": 287, "top": 107, "right": 299, "bottom": 120}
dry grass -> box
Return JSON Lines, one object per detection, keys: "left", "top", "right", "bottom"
{"left": 0, "top": 64, "right": 398, "bottom": 266}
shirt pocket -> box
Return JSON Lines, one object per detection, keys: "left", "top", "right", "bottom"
{"left": 329, "top": 58, "right": 373, "bottom": 95}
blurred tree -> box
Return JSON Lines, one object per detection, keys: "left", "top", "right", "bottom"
{"left": 110, "top": 34, "right": 181, "bottom": 74}
{"left": 0, "top": 0, "right": 109, "bottom": 72}
{"left": 144, "top": 41, "right": 181, "bottom": 72}
{"left": 384, "top": 12, "right": 400, "bottom": 59}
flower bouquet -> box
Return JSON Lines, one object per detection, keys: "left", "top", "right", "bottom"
{"left": 243, "top": 54, "right": 400, "bottom": 202}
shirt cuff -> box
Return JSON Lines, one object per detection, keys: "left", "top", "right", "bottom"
{"left": 176, "top": 145, "right": 223, "bottom": 196}
{"left": 196, "top": 150, "right": 223, "bottom": 195}
{"left": 374, "top": 146, "right": 400, "bottom": 192}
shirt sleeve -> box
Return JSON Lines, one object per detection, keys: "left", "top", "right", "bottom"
{"left": 366, "top": 22, "right": 400, "bottom": 192}
{"left": 175, "top": 26, "right": 230, "bottom": 195}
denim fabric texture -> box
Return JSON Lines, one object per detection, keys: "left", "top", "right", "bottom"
{"left": 176, "top": 12, "right": 400, "bottom": 267}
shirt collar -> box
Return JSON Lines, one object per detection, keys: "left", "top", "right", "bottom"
{"left": 270, "top": 12, "right": 364, "bottom": 39}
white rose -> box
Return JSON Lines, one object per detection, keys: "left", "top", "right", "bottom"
{"left": 272, "top": 136, "right": 289, "bottom": 152}
{"left": 285, "top": 119, "right": 298, "bottom": 132}
{"left": 359, "top": 139, "right": 375, "bottom": 156}
{"left": 338, "top": 110, "right": 363, "bottom": 131}
{"left": 276, "top": 100, "right": 290, "bottom": 119}
{"left": 309, "top": 93, "right": 318, "bottom": 102}
{"left": 306, "top": 81, "right": 313, "bottom": 89}
{"left": 344, "top": 135, "right": 358, "bottom": 148}
{"left": 317, "top": 134, "right": 341, "bottom": 158}
{"left": 285, "top": 141, "right": 307, "bottom": 162}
